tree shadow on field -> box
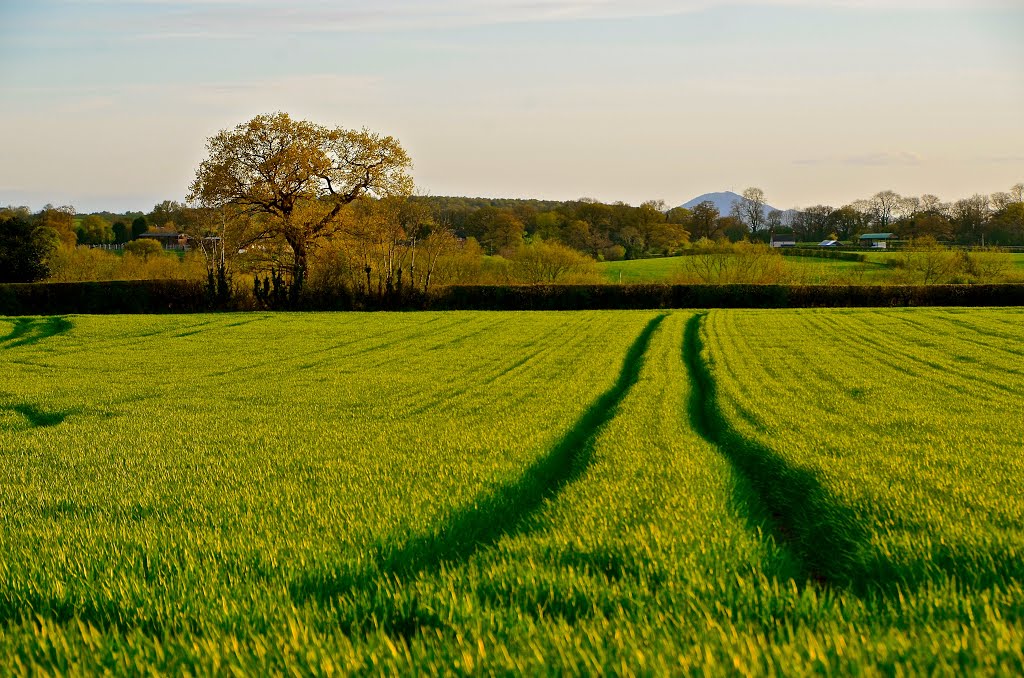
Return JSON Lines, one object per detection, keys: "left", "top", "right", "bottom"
{"left": 289, "top": 314, "right": 667, "bottom": 625}
{"left": 0, "top": 401, "right": 79, "bottom": 430}
{"left": 0, "top": 317, "right": 74, "bottom": 349}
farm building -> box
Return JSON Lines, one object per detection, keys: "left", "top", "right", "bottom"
{"left": 858, "top": 233, "right": 895, "bottom": 249}
{"left": 770, "top": 233, "right": 797, "bottom": 248}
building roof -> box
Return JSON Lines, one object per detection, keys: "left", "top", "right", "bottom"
{"left": 771, "top": 233, "right": 796, "bottom": 240}
{"left": 858, "top": 233, "right": 895, "bottom": 239}
{"left": 139, "top": 231, "right": 182, "bottom": 239}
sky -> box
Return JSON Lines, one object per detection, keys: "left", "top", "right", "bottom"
{"left": 1, "top": 0, "right": 1022, "bottom": 213}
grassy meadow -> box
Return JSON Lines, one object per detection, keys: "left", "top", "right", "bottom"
{"left": 1, "top": 310, "right": 1022, "bottom": 673}
{"left": 597, "top": 251, "right": 1024, "bottom": 284}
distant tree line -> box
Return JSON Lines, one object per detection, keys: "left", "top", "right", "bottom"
{"left": 2, "top": 108, "right": 1021, "bottom": 291}
{"left": 5, "top": 181, "right": 1023, "bottom": 286}
{"left": 410, "top": 196, "right": 693, "bottom": 261}
{"left": 788, "top": 186, "right": 1024, "bottom": 246}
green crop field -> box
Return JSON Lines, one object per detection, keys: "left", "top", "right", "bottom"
{"left": 1, "top": 310, "right": 1022, "bottom": 674}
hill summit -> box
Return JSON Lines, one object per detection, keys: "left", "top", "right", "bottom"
{"left": 680, "top": 191, "right": 783, "bottom": 215}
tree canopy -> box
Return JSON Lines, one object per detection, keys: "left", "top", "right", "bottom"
{"left": 187, "top": 112, "right": 414, "bottom": 290}
{"left": 0, "top": 209, "right": 57, "bottom": 283}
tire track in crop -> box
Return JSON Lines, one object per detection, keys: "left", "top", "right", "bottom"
{"left": 682, "top": 313, "right": 871, "bottom": 591}
{"left": 689, "top": 311, "right": 1024, "bottom": 595}
{"left": 291, "top": 314, "right": 666, "bottom": 612}
{"left": 385, "top": 314, "right": 667, "bottom": 573}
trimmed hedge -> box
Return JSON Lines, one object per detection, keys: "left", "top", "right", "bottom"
{"left": 429, "top": 284, "right": 1024, "bottom": 310}
{"left": 3, "top": 280, "right": 1024, "bottom": 314}
{"left": 779, "top": 248, "right": 867, "bottom": 262}
{"left": 0, "top": 280, "right": 208, "bottom": 315}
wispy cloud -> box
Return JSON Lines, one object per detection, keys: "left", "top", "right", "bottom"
{"left": 2, "top": 74, "right": 381, "bottom": 118}
{"left": 64, "top": 0, "right": 1019, "bottom": 39}
{"left": 795, "top": 151, "right": 924, "bottom": 167}
{"left": 7, "top": 73, "right": 378, "bottom": 100}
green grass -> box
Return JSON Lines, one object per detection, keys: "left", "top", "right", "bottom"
{"left": 597, "top": 253, "right": 893, "bottom": 284}
{"left": 1, "top": 310, "right": 1022, "bottom": 673}
{"left": 597, "top": 251, "right": 1024, "bottom": 283}
{"left": 597, "top": 256, "right": 687, "bottom": 282}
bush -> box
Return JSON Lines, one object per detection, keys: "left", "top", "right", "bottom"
{"left": 508, "top": 240, "right": 599, "bottom": 284}
{"left": 673, "top": 241, "right": 791, "bottom": 284}
{"left": 123, "top": 239, "right": 165, "bottom": 259}
{"left": 891, "top": 239, "right": 1016, "bottom": 284}
{"left": 46, "top": 245, "right": 205, "bottom": 282}
{"left": 601, "top": 245, "right": 626, "bottom": 261}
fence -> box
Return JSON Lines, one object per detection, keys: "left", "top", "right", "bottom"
{"left": 87, "top": 243, "right": 188, "bottom": 252}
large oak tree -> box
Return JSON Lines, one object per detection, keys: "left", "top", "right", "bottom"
{"left": 187, "top": 112, "right": 413, "bottom": 290}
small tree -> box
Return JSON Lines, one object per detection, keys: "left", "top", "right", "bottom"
{"left": 732, "top": 187, "right": 768, "bottom": 235}
{"left": 900, "top": 237, "right": 957, "bottom": 284}
{"left": 689, "top": 201, "right": 721, "bottom": 240}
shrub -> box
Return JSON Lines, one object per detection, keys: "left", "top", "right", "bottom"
{"left": 46, "top": 245, "right": 205, "bottom": 282}
{"left": 508, "top": 240, "right": 600, "bottom": 284}
{"left": 601, "top": 245, "right": 626, "bottom": 261}
{"left": 123, "top": 239, "right": 164, "bottom": 259}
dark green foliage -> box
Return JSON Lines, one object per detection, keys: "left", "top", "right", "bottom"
{"left": 429, "top": 283, "right": 1024, "bottom": 310}
{"left": 3, "top": 281, "right": 1024, "bottom": 314}
{"left": 0, "top": 215, "right": 54, "bottom": 283}
{"left": 410, "top": 196, "right": 691, "bottom": 258}
{"left": 112, "top": 221, "right": 129, "bottom": 244}
{"left": 0, "top": 280, "right": 207, "bottom": 314}
{"left": 206, "top": 261, "right": 232, "bottom": 308}
{"left": 131, "top": 216, "right": 148, "bottom": 240}
{"left": 253, "top": 268, "right": 293, "bottom": 309}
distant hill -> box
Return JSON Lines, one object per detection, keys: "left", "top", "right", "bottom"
{"left": 680, "top": 191, "right": 782, "bottom": 215}
{"left": 679, "top": 191, "right": 797, "bottom": 225}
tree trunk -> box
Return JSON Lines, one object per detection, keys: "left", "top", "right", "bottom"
{"left": 283, "top": 232, "right": 307, "bottom": 305}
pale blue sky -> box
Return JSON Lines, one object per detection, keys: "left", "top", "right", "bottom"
{"left": 1, "top": 0, "right": 1022, "bottom": 212}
